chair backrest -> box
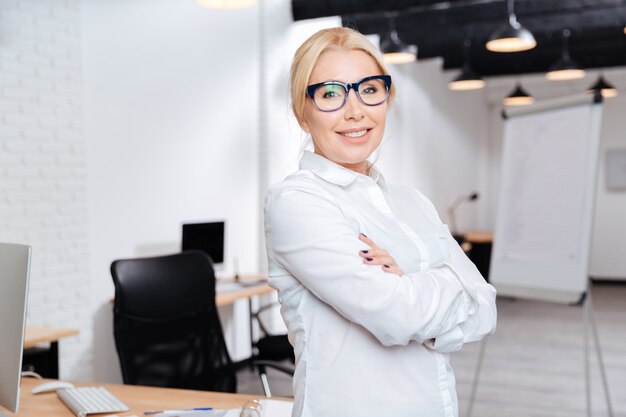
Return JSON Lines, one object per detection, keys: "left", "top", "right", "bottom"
{"left": 110, "top": 251, "right": 236, "bottom": 392}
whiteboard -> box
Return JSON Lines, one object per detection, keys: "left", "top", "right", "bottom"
{"left": 490, "top": 94, "right": 603, "bottom": 303}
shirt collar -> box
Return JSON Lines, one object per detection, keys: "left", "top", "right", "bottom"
{"left": 299, "top": 151, "right": 388, "bottom": 190}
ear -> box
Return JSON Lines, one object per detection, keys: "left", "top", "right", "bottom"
{"left": 293, "top": 105, "right": 310, "bottom": 133}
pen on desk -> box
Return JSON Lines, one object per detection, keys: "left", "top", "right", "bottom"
{"left": 144, "top": 407, "right": 213, "bottom": 415}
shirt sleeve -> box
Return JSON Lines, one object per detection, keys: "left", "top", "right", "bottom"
{"left": 414, "top": 191, "right": 498, "bottom": 353}
{"left": 265, "top": 181, "right": 483, "bottom": 347}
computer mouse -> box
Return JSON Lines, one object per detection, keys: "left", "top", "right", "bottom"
{"left": 31, "top": 381, "right": 75, "bottom": 394}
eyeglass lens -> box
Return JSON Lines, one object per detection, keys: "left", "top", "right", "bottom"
{"left": 312, "top": 78, "right": 388, "bottom": 111}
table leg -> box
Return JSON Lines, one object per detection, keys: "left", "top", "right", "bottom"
{"left": 49, "top": 341, "right": 59, "bottom": 378}
{"left": 249, "top": 297, "right": 255, "bottom": 358}
{"left": 22, "top": 342, "right": 59, "bottom": 379}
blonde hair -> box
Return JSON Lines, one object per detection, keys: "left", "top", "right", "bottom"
{"left": 290, "top": 27, "right": 396, "bottom": 122}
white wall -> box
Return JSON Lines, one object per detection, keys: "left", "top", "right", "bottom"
{"left": 81, "top": 0, "right": 260, "bottom": 381}
{"left": 379, "top": 60, "right": 490, "bottom": 230}
{"left": 590, "top": 92, "right": 626, "bottom": 279}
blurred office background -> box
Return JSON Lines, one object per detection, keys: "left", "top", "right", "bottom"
{"left": 0, "top": 1, "right": 625, "bottom": 415}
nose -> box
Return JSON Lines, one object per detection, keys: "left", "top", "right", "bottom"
{"left": 343, "top": 90, "right": 365, "bottom": 120}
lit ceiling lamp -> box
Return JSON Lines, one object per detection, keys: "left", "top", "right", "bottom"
{"left": 197, "top": 0, "right": 256, "bottom": 9}
{"left": 546, "top": 29, "right": 586, "bottom": 80}
{"left": 588, "top": 75, "right": 619, "bottom": 98}
{"left": 486, "top": 0, "right": 536, "bottom": 52}
{"left": 381, "top": 18, "right": 417, "bottom": 64}
{"left": 449, "top": 40, "right": 485, "bottom": 91}
{"left": 503, "top": 83, "right": 534, "bottom": 106}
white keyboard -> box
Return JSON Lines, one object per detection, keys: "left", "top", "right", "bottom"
{"left": 57, "top": 387, "right": 129, "bottom": 417}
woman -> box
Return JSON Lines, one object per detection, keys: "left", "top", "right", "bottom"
{"left": 264, "top": 27, "right": 497, "bottom": 417}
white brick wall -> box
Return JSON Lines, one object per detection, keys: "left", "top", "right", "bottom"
{"left": 0, "top": 0, "right": 92, "bottom": 380}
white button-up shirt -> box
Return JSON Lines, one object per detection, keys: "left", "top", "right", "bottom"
{"left": 264, "top": 151, "right": 497, "bottom": 417}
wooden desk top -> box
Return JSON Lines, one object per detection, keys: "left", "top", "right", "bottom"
{"left": 215, "top": 280, "right": 274, "bottom": 307}
{"left": 23, "top": 326, "right": 79, "bottom": 349}
{"left": 10, "top": 378, "right": 275, "bottom": 417}
{"left": 463, "top": 231, "right": 493, "bottom": 244}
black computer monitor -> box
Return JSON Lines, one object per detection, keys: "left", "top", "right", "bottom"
{"left": 181, "top": 221, "right": 225, "bottom": 265}
{"left": 0, "top": 243, "right": 31, "bottom": 414}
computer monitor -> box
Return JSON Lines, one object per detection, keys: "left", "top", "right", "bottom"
{"left": 181, "top": 221, "right": 225, "bottom": 265}
{"left": 0, "top": 243, "right": 31, "bottom": 414}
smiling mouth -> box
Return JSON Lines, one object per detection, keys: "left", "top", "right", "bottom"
{"left": 338, "top": 129, "right": 370, "bottom": 138}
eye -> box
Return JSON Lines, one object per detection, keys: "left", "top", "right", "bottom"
{"left": 360, "top": 84, "right": 378, "bottom": 95}
{"left": 321, "top": 85, "right": 342, "bottom": 99}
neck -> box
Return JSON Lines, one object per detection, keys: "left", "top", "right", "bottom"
{"left": 313, "top": 150, "right": 369, "bottom": 175}
{"left": 339, "top": 160, "right": 369, "bottom": 175}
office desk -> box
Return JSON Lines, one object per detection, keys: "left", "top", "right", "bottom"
{"left": 23, "top": 326, "right": 79, "bottom": 379}
{"left": 24, "top": 326, "right": 79, "bottom": 349}
{"left": 463, "top": 231, "right": 493, "bottom": 244}
{"left": 216, "top": 277, "right": 273, "bottom": 307}
{"left": 215, "top": 277, "right": 275, "bottom": 358}
{"left": 11, "top": 378, "right": 278, "bottom": 417}
{"left": 461, "top": 231, "right": 493, "bottom": 282}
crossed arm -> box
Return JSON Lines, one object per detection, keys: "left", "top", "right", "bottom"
{"left": 265, "top": 184, "right": 497, "bottom": 351}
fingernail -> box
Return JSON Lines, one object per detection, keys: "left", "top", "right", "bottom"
{"left": 361, "top": 250, "right": 369, "bottom": 254}
{"left": 360, "top": 233, "right": 367, "bottom": 238}
{"left": 383, "top": 264, "right": 390, "bottom": 268}
{"left": 366, "top": 257, "right": 373, "bottom": 261}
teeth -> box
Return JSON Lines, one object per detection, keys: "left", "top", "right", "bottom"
{"left": 341, "top": 129, "right": 367, "bottom": 138}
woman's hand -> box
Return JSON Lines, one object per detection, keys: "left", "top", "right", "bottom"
{"left": 358, "top": 233, "right": 404, "bottom": 276}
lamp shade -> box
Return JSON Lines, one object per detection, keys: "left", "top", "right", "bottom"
{"left": 486, "top": 14, "right": 536, "bottom": 52}
{"left": 381, "top": 30, "right": 417, "bottom": 64}
{"left": 448, "top": 67, "right": 485, "bottom": 90}
{"left": 546, "top": 29, "right": 585, "bottom": 80}
{"left": 503, "top": 84, "right": 534, "bottom": 106}
{"left": 546, "top": 57, "right": 585, "bottom": 80}
{"left": 588, "top": 76, "right": 618, "bottom": 98}
{"left": 449, "top": 40, "right": 485, "bottom": 91}
{"left": 197, "top": 0, "right": 256, "bottom": 9}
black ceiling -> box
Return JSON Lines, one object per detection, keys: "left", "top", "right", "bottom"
{"left": 291, "top": 0, "right": 626, "bottom": 77}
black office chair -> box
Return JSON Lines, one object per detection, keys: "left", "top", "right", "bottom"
{"left": 110, "top": 251, "right": 236, "bottom": 392}
{"left": 251, "top": 303, "right": 295, "bottom": 397}
{"left": 253, "top": 303, "right": 294, "bottom": 363}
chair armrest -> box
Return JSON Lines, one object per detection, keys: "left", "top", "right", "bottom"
{"left": 253, "top": 360, "right": 295, "bottom": 376}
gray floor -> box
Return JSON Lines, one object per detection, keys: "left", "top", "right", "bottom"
{"left": 237, "top": 283, "right": 626, "bottom": 416}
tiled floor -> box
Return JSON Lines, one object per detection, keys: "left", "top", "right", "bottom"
{"left": 236, "top": 283, "right": 626, "bottom": 416}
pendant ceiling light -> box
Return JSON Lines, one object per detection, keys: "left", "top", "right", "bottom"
{"left": 503, "top": 83, "right": 534, "bottom": 106}
{"left": 546, "top": 29, "right": 586, "bottom": 81}
{"left": 197, "top": 0, "right": 256, "bottom": 9}
{"left": 381, "top": 18, "right": 417, "bottom": 65}
{"left": 588, "top": 75, "right": 618, "bottom": 98}
{"left": 486, "top": 0, "right": 536, "bottom": 53}
{"left": 449, "top": 40, "right": 485, "bottom": 91}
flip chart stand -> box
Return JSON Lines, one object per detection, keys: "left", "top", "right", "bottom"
{"left": 464, "top": 282, "right": 614, "bottom": 417}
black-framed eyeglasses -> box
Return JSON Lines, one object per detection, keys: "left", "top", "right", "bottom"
{"left": 306, "top": 75, "right": 392, "bottom": 112}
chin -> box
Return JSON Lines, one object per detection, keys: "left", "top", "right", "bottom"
{"left": 335, "top": 149, "right": 375, "bottom": 166}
